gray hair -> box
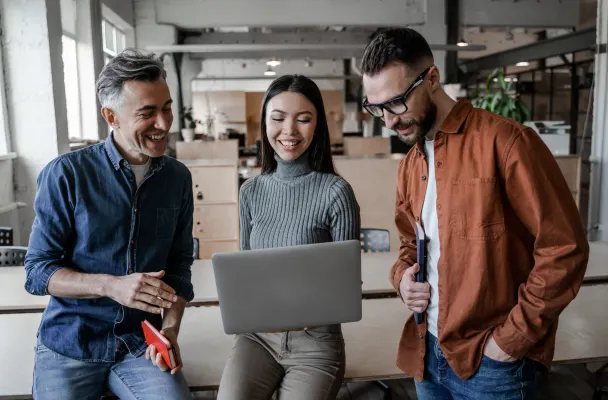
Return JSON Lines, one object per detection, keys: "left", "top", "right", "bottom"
{"left": 96, "top": 48, "right": 167, "bottom": 109}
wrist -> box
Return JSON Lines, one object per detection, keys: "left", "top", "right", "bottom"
{"left": 161, "top": 325, "right": 179, "bottom": 339}
{"left": 98, "top": 274, "right": 116, "bottom": 298}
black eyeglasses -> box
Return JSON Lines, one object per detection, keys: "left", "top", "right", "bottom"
{"left": 363, "top": 66, "right": 432, "bottom": 118}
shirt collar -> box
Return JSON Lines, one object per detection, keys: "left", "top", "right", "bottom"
{"left": 415, "top": 98, "right": 473, "bottom": 156}
{"left": 104, "top": 131, "right": 124, "bottom": 170}
{"left": 104, "top": 131, "right": 165, "bottom": 171}
{"left": 439, "top": 98, "right": 473, "bottom": 134}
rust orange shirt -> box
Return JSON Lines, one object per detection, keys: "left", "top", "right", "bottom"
{"left": 391, "top": 99, "right": 589, "bottom": 381}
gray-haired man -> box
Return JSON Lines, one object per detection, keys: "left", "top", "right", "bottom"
{"left": 25, "top": 49, "right": 194, "bottom": 399}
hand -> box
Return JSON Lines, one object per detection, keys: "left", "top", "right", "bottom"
{"left": 145, "top": 327, "right": 183, "bottom": 375}
{"left": 106, "top": 270, "right": 177, "bottom": 314}
{"left": 399, "top": 263, "right": 430, "bottom": 313}
{"left": 483, "top": 334, "right": 518, "bottom": 362}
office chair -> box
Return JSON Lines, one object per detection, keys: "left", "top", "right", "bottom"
{"left": 360, "top": 229, "right": 391, "bottom": 253}
{"left": 0, "top": 246, "right": 28, "bottom": 266}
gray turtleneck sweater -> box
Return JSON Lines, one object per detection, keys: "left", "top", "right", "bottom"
{"left": 239, "top": 154, "right": 360, "bottom": 250}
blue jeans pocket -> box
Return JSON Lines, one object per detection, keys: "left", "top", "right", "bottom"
{"left": 468, "top": 356, "right": 536, "bottom": 399}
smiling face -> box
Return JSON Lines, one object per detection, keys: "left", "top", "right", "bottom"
{"left": 363, "top": 62, "right": 437, "bottom": 146}
{"left": 102, "top": 78, "right": 173, "bottom": 164}
{"left": 264, "top": 91, "right": 317, "bottom": 161}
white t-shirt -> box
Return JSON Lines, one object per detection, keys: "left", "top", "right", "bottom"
{"left": 130, "top": 158, "right": 151, "bottom": 187}
{"left": 421, "top": 140, "right": 441, "bottom": 337}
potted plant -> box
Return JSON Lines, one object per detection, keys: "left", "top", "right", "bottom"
{"left": 471, "top": 69, "right": 530, "bottom": 123}
{"left": 180, "top": 106, "right": 200, "bottom": 142}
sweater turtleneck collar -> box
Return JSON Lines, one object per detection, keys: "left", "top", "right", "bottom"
{"left": 274, "top": 151, "right": 313, "bottom": 180}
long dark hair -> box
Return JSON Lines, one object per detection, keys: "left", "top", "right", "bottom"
{"left": 259, "top": 74, "right": 337, "bottom": 175}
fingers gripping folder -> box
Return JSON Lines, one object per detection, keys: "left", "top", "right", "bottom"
{"left": 414, "top": 222, "right": 426, "bottom": 325}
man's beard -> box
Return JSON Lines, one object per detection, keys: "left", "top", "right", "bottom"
{"left": 394, "top": 103, "right": 437, "bottom": 146}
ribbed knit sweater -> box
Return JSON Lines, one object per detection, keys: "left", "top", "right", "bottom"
{"left": 239, "top": 153, "right": 360, "bottom": 250}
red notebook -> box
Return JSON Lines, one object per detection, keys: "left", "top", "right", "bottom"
{"left": 141, "top": 320, "right": 177, "bottom": 369}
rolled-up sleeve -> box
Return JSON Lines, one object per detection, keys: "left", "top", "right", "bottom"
{"left": 163, "top": 167, "right": 194, "bottom": 302}
{"left": 24, "top": 158, "right": 75, "bottom": 296}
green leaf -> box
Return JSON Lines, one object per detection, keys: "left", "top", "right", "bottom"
{"left": 490, "top": 92, "right": 502, "bottom": 113}
{"left": 486, "top": 69, "right": 499, "bottom": 93}
{"left": 497, "top": 74, "right": 506, "bottom": 92}
{"left": 481, "top": 97, "right": 490, "bottom": 110}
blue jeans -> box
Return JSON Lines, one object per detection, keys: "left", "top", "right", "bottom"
{"left": 415, "top": 334, "right": 538, "bottom": 400}
{"left": 32, "top": 340, "right": 192, "bottom": 400}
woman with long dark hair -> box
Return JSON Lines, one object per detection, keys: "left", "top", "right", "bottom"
{"left": 217, "top": 75, "right": 360, "bottom": 400}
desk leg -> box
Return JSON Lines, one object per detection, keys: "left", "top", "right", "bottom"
{"left": 373, "top": 380, "right": 391, "bottom": 400}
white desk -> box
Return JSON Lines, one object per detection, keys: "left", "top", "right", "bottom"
{"left": 0, "top": 252, "right": 398, "bottom": 313}
{"left": 1, "top": 285, "right": 607, "bottom": 398}
{"left": 2, "top": 242, "right": 607, "bottom": 314}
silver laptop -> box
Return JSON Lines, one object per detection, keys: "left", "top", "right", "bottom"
{"left": 212, "top": 240, "right": 362, "bottom": 334}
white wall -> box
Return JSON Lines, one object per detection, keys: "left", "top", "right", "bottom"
{"left": 60, "top": 0, "right": 77, "bottom": 35}
{"left": 181, "top": 56, "right": 203, "bottom": 108}
{"left": 1, "top": 0, "right": 70, "bottom": 244}
{"left": 589, "top": 0, "right": 608, "bottom": 241}
{"left": 103, "top": 0, "right": 134, "bottom": 27}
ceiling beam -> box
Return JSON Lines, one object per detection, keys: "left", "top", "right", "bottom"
{"left": 187, "top": 50, "right": 363, "bottom": 60}
{"left": 146, "top": 42, "right": 487, "bottom": 59}
{"left": 193, "top": 75, "right": 361, "bottom": 81}
{"left": 184, "top": 31, "right": 372, "bottom": 46}
{"left": 461, "top": 0, "right": 579, "bottom": 28}
{"left": 460, "top": 27, "right": 597, "bottom": 74}
{"left": 154, "top": 0, "right": 426, "bottom": 29}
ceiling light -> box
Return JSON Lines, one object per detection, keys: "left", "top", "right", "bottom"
{"left": 456, "top": 38, "right": 468, "bottom": 47}
{"left": 516, "top": 61, "right": 530, "bottom": 67}
{"left": 264, "top": 66, "right": 276, "bottom": 76}
{"left": 266, "top": 58, "right": 281, "bottom": 67}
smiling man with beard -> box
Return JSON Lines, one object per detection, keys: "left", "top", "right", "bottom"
{"left": 25, "top": 49, "right": 194, "bottom": 399}
{"left": 361, "top": 28, "right": 588, "bottom": 399}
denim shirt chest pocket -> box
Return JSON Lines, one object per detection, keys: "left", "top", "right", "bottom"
{"left": 156, "top": 207, "right": 180, "bottom": 239}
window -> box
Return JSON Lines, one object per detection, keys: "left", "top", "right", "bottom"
{"left": 102, "top": 19, "right": 126, "bottom": 63}
{"left": 62, "top": 35, "right": 81, "bottom": 139}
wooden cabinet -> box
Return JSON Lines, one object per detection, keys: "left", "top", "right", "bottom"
{"left": 182, "top": 159, "right": 239, "bottom": 259}
{"left": 245, "top": 92, "right": 265, "bottom": 146}
{"left": 334, "top": 155, "right": 404, "bottom": 252}
{"left": 321, "top": 90, "right": 344, "bottom": 145}
{"left": 343, "top": 137, "right": 391, "bottom": 157}
{"left": 176, "top": 140, "right": 239, "bottom": 161}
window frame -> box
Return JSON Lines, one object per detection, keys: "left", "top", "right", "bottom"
{"left": 0, "top": 31, "right": 12, "bottom": 156}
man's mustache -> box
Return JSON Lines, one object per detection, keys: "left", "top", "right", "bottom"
{"left": 393, "top": 118, "right": 418, "bottom": 131}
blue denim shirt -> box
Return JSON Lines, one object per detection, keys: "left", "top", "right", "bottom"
{"left": 25, "top": 133, "right": 194, "bottom": 362}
